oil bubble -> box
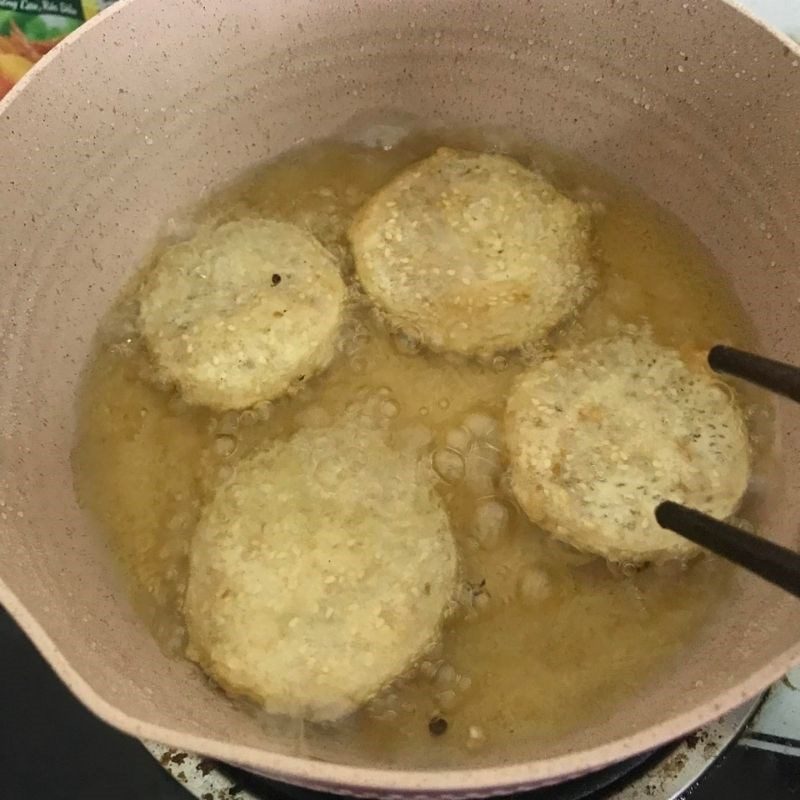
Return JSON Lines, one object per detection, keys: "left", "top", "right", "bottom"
{"left": 380, "top": 399, "right": 400, "bottom": 418}
{"left": 432, "top": 448, "right": 465, "bottom": 483}
{"left": 473, "top": 499, "right": 509, "bottom": 549}
{"left": 238, "top": 409, "right": 258, "bottom": 427}
{"left": 463, "top": 412, "right": 498, "bottom": 441}
{"left": 214, "top": 434, "right": 237, "bottom": 458}
{"left": 492, "top": 355, "right": 509, "bottom": 372}
{"left": 445, "top": 427, "right": 472, "bottom": 452}
{"left": 518, "top": 568, "right": 552, "bottom": 603}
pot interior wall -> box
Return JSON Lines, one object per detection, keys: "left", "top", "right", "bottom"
{"left": 0, "top": 0, "right": 798, "bottom": 788}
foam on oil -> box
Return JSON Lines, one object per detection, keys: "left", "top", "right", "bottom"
{"left": 72, "top": 128, "right": 773, "bottom": 768}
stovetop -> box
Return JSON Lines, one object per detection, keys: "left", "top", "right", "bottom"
{"left": 1, "top": 606, "right": 798, "bottom": 800}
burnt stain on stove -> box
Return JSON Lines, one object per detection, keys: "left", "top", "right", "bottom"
{"left": 146, "top": 693, "right": 770, "bottom": 800}
{"left": 666, "top": 751, "right": 689, "bottom": 776}
{"left": 685, "top": 728, "right": 718, "bottom": 766}
{"left": 156, "top": 749, "right": 238, "bottom": 799}
{"left": 684, "top": 731, "right": 702, "bottom": 750}
{"left": 199, "top": 790, "right": 227, "bottom": 800}
{"left": 159, "top": 747, "right": 191, "bottom": 768}
{"left": 703, "top": 740, "right": 718, "bottom": 759}
{"left": 197, "top": 758, "right": 217, "bottom": 776}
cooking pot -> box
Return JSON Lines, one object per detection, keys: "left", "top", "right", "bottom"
{"left": 0, "top": 0, "right": 799, "bottom": 796}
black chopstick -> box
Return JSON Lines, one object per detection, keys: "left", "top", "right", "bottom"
{"left": 655, "top": 501, "right": 800, "bottom": 599}
{"left": 708, "top": 345, "right": 800, "bottom": 403}
{"left": 657, "top": 344, "right": 800, "bottom": 598}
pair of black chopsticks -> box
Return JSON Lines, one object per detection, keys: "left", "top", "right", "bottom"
{"left": 655, "top": 345, "right": 800, "bottom": 599}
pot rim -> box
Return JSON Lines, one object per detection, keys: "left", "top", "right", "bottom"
{"left": 3, "top": 550, "right": 800, "bottom": 795}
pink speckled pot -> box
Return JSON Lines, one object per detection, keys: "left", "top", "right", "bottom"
{"left": 0, "top": 0, "right": 799, "bottom": 796}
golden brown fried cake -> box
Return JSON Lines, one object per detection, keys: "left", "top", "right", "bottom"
{"left": 139, "top": 219, "right": 346, "bottom": 410}
{"left": 506, "top": 329, "right": 750, "bottom": 563}
{"left": 350, "top": 147, "right": 594, "bottom": 356}
{"left": 184, "top": 414, "right": 458, "bottom": 722}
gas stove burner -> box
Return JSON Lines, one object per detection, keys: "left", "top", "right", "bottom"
{"left": 145, "top": 694, "right": 761, "bottom": 800}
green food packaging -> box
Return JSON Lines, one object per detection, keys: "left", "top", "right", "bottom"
{"left": 0, "top": 1, "right": 117, "bottom": 99}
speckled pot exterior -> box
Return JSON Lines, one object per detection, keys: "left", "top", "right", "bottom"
{"left": 0, "top": 0, "right": 799, "bottom": 797}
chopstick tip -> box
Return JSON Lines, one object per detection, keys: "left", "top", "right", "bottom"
{"left": 654, "top": 500, "right": 675, "bottom": 528}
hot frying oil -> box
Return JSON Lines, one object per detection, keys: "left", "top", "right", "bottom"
{"left": 72, "top": 128, "right": 772, "bottom": 767}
